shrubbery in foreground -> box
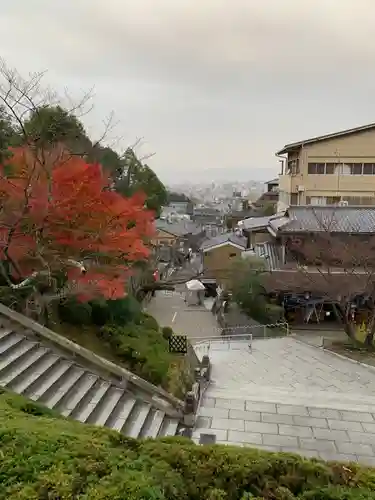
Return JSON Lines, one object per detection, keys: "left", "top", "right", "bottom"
{"left": 0, "top": 390, "right": 374, "bottom": 499}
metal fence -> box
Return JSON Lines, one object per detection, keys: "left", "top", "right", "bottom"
{"left": 190, "top": 321, "right": 290, "bottom": 342}
{"left": 189, "top": 322, "right": 290, "bottom": 354}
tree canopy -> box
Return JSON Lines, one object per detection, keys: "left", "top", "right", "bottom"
{"left": 1, "top": 104, "right": 168, "bottom": 218}
{"left": 0, "top": 144, "right": 154, "bottom": 303}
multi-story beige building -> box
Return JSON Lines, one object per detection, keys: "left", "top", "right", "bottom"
{"left": 276, "top": 123, "right": 375, "bottom": 211}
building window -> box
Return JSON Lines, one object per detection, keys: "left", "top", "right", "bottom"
{"left": 350, "top": 163, "right": 363, "bottom": 175}
{"left": 229, "top": 252, "right": 237, "bottom": 257}
{"left": 290, "top": 193, "right": 298, "bottom": 205}
{"left": 307, "top": 162, "right": 375, "bottom": 175}
{"left": 287, "top": 159, "right": 300, "bottom": 174}
{"left": 363, "top": 163, "right": 375, "bottom": 175}
{"left": 325, "top": 163, "right": 337, "bottom": 174}
{"left": 308, "top": 163, "right": 325, "bottom": 174}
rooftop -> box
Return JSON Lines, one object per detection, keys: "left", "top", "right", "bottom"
{"left": 200, "top": 233, "right": 247, "bottom": 252}
{"left": 277, "top": 122, "right": 375, "bottom": 155}
{"left": 277, "top": 206, "right": 375, "bottom": 234}
{"left": 155, "top": 219, "right": 203, "bottom": 236}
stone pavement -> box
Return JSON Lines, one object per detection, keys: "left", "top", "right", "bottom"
{"left": 145, "top": 288, "right": 219, "bottom": 339}
{"left": 193, "top": 337, "right": 375, "bottom": 466}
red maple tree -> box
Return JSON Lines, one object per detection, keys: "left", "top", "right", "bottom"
{"left": 0, "top": 144, "right": 154, "bottom": 302}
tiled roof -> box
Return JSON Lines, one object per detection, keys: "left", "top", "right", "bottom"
{"left": 262, "top": 268, "right": 372, "bottom": 298}
{"left": 200, "top": 233, "right": 247, "bottom": 251}
{"left": 240, "top": 216, "right": 272, "bottom": 230}
{"left": 155, "top": 219, "right": 203, "bottom": 236}
{"left": 254, "top": 242, "right": 282, "bottom": 270}
{"left": 279, "top": 206, "right": 375, "bottom": 234}
{"left": 193, "top": 207, "right": 221, "bottom": 216}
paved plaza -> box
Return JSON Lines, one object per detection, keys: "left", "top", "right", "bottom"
{"left": 194, "top": 337, "right": 375, "bottom": 465}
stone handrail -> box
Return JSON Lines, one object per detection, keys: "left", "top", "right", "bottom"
{"left": 0, "top": 303, "right": 185, "bottom": 414}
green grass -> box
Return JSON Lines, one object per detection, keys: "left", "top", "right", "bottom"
{"left": 0, "top": 389, "right": 374, "bottom": 499}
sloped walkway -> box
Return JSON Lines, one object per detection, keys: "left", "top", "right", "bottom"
{"left": 146, "top": 288, "right": 219, "bottom": 339}
{"left": 194, "top": 337, "right": 375, "bottom": 466}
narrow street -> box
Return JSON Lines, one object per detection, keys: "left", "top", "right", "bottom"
{"left": 146, "top": 260, "right": 219, "bottom": 339}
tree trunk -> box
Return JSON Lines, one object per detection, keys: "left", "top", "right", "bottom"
{"left": 332, "top": 302, "right": 356, "bottom": 341}
{"left": 365, "top": 305, "right": 375, "bottom": 348}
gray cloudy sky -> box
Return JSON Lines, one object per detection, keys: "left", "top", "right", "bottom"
{"left": 1, "top": 0, "right": 375, "bottom": 184}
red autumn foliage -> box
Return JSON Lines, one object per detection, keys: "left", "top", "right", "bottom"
{"left": 0, "top": 145, "right": 155, "bottom": 300}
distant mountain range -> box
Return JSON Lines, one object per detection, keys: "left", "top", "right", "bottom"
{"left": 168, "top": 167, "right": 278, "bottom": 185}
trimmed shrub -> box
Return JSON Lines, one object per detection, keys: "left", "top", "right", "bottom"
{"left": 138, "top": 312, "right": 159, "bottom": 331}
{"left": 0, "top": 389, "right": 374, "bottom": 499}
{"left": 101, "top": 323, "right": 172, "bottom": 387}
{"left": 58, "top": 297, "right": 92, "bottom": 325}
{"left": 162, "top": 326, "right": 173, "bottom": 340}
{"left": 91, "top": 296, "right": 142, "bottom": 326}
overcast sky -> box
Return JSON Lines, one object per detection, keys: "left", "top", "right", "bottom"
{"left": 1, "top": 0, "right": 375, "bottom": 184}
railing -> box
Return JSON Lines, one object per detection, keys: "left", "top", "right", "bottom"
{"left": 190, "top": 322, "right": 290, "bottom": 354}
{"left": 222, "top": 321, "right": 290, "bottom": 339}
{"left": 191, "top": 333, "right": 254, "bottom": 354}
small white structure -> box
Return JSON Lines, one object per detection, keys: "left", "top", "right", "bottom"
{"left": 185, "top": 279, "right": 206, "bottom": 306}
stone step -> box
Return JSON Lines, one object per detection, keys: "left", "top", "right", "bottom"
{"left": 206, "top": 385, "right": 375, "bottom": 413}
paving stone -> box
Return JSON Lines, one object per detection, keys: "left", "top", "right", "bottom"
{"left": 336, "top": 442, "right": 374, "bottom": 457}
{"left": 216, "top": 441, "right": 243, "bottom": 447}
{"left": 339, "top": 410, "right": 375, "bottom": 423}
{"left": 228, "top": 430, "right": 262, "bottom": 445}
{"left": 263, "top": 434, "right": 299, "bottom": 448}
{"left": 244, "top": 421, "right": 278, "bottom": 434}
{"left": 199, "top": 406, "right": 229, "bottom": 419}
{"left": 201, "top": 397, "right": 215, "bottom": 408}
{"left": 192, "top": 428, "right": 228, "bottom": 441}
{"left": 212, "top": 418, "right": 245, "bottom": 431}
{"left": 313, "top": 428, "right": 349, "bottom": 441}
{"left": 357, "top": 455, "right": 375, "bottom": 466}
{"left": 279, "top": 424, "right": 313, "bottom": 438}
{"left": 299, "top": 438, "right": 336, "bottom": 452}
{"left": 319, "top": 452, "right": 357, "bottom": 463}
{"left": 328, "top": 420, "right": 364, "bottom": 432}
{"left": 195, "top": 417, "right": 211, "bottom": 429}
{"left": 229, "top": 409, "right": 261, "bottom": 421}
{"left": 277, "top": 404, "right": 309, "bottom": 416}
{"left": 362, "top": 422, "right": 375, "bottom": 433}
{"left": 262, "top": 413, "right": 294, "bottom": 425}
{"left": 251, "top": 444, "right": 281, "bottom": 452}
{"left": 246, "top": 401, "right": 276, "bottom": 413}
{"left": 308, "top": 408, "right": 341, "bottom": 419}
{"left": 215, "top": 398, "right": 245, "bottom": 410}
{"left": 281, "top": 447, "right": 320, "bottom": 459}
{"left": 293, "top": 416, "right": 328, "bottom": 428}
{"left": 347, "top": 432, "right": 375, "bottom": 445}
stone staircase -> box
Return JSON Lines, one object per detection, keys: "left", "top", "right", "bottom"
{"left": 0, "top": 304, "right": 188, "bottom": 439}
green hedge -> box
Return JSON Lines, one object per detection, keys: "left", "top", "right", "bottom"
{"left": 100, "top": 321, "right": 172, "bottom": 387}
{"left": 0, "top": 389, "right": 374, "bottom": 499}
{"left": 58, "top": 296, "right": 142, "bottom": 327}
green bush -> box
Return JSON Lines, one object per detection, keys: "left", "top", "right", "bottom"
{"left": 0, "top": 389, "right": 374, "bottom": 499}
{"left": 162, "top": 326, "right": 174, "bottom": 340}
{"left": 58, "top": 297, "right": 93, "bottom": 325}
{"left": 101, "top": 323, "right": 172, "bottom": 387}
{"left": 90, "top": 296, "right": 142, "bottom": 326}
{"left": 138, "top": 312, "right": 159, "bottom": 331}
